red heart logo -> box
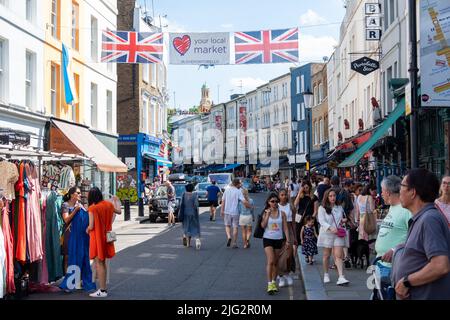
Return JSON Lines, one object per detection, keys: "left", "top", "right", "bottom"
{"left": 173, "top": 35, "right": 191, "bottom": 56}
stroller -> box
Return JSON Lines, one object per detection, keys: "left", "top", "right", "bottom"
{"left": 367, "top": 257, "right": 395, "bottom": 300}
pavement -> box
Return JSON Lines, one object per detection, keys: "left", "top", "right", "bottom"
{"left": 299, "top": 247, "right": 374, "bottom": 300}
{"left": 26, "top": 193, "right": 306, "bottom": 300}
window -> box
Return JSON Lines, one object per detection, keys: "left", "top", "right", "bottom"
{"left": 319, "top": 83, "right": 324, "bottom": 102}
{"left": 26, "top": 0, "right": 34, "bottom": 22}
{"left": 51, "top": 0, "right": 59, "bottom": 38}
{"left": 50, "top": 64, "right": 60, "bottom": 116}
{"left": 90, "top": 83, "right": 98, "bottom": 128}
{"left": 301, "top": 75, "right": 305, "bottom": 93}
{"left": 71, "top": 2, "right": 79, "bottom": 50}
{"left": 384, "top": 0, "right": 397, "bottom": 30}
{"left": 90, "top": 16, "right": 98, "bottom": 61}
{"left": 283, "top": 131, "right": 288, "bottom": 148}
{"left": 301, "top": 102, "right": 305, "bottom": 120}
{"left": 151, "top": 64, "right": 157, "bottom": 86}
{"left": 142, "top": 64, "right": 149, "bottom": 83}
{"left": 313, "top": 85, "right": 319, "bottom": 106}
{"left": 107, "top": 90, "right": 113, "bottom": 132}
{"left": 142, "top": 97, "right": 148, "bottom": 133}
{"left": 150, "top": 101, "right": 155, "bottom": 135}
{"left": 25, "top": 51, "right": 35, "bottom": 109}
{"left": 274, "top": 86, "right": 278, "bottom": 101}
{"left": 296, "top": 76, "right": 300, "bottom": 94}
{"left": 283, "top": 104, "right": 288, "bottom": 122}
{"left": 274, "top": 106, "right": 279, "bottom": 124}
{"left": 386, "top": 66, "right": 393, "bottom": 112}
{"left": 337, "top": 73, "right": 341, "bottom": 95}
{"left": 338, "top": 116, "right": 342, "bottom": 133}
{"left": 314, "top": 121, "right": 318, "bottom": 145}
{"left": 0, "top": 38, "right": 6, "bottom": 102}
{"left": 319, "top": 118, "right": 324, "bottom": 144}
{"left": 72, "top": 73, "right": 79, "bottom": 121}
{"left": 296, "top": 103, "right": 300, "bottom": 121}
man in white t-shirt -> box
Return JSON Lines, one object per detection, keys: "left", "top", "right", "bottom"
{"left": 221, "top": 178, "right": 251, "bottom": 248}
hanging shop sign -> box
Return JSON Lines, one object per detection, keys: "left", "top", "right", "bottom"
{"left": 0, "top": 129, "right": 31, "bottom": 146}
{"left": 169, "top": 32, "right": 230, "bottom": 65}
{"left": 351, "top": 56, "right": 380, "bottom": 75}
{"left": 365, "top": 3, "right": 382, "bottom": 41}
{"left": 420, "top": 0, "right": 450, "bottom": 107}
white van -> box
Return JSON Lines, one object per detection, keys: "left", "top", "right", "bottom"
{"left": 208, "top": 173, "right": 234, "bottom": 191}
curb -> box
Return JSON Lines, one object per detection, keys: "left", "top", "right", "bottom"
{"left": 298, "top": 248, "right": 329, "bottom": 300}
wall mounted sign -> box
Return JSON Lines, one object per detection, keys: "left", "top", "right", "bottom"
{"left": 365, "top": 2, "right": 382, "bottom": 41}
{"left": 351, "top": 56, "right": 380, "bottom": 75}
{"left": 0, "top": 129, "right": 31, "bottom": 146}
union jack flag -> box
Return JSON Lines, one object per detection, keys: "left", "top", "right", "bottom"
{"left": 101, "top": 30, "right": 163, "bottom": 64}
{"left": 234, "top": 28, "right": 299, "bottom": 64}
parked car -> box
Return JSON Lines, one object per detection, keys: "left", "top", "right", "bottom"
{"left": 149, "top": 182, "right": 187, "bottom": 223}
{"left": 194, "top": 182, "right": 211, "bottom": 206}
{"left": 208, "top": 173, "right": 234, "bottom": 192}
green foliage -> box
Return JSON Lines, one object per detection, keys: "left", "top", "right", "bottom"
{"left": 116, "top": 187, "right": 138, "bottom": 204}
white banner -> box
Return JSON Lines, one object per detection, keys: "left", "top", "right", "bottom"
{"left": 169, "top": 32, "right": 230, "bottom": 65}
{"left": 420, "top": 0, "right": 450, "bottom": 107}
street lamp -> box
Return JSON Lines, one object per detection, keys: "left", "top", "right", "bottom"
{"left": 291, "top": 119, "right": 298, "bottom": 180}
{"left": 302, "top": 88, "right": 313, "bottom": 177}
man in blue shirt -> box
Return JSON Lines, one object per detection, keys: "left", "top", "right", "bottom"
{"left": 206, "top": 180, "right": 222, "bottom": 221}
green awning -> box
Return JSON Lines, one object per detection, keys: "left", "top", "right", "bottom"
{"left": 338, "top": 97, "right": 405, "bottom": 168}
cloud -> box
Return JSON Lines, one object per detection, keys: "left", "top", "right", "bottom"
{"left": 298, "top": 34, "right": 338, "bottom": 62}
{"left": 220, "top": 23, "right": 233, "bottom": 29}
{"left": 299, "top": 9, "right": 328, "bottom": 26}
{"left": 230, "top": 77, "right": 266, "bottom": 91}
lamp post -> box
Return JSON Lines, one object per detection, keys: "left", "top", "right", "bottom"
{"left": 302, "top": 88, "right": 314, "bottom": 178}
{"left": 291, "top": 120, "right": 298, "bottom": 180}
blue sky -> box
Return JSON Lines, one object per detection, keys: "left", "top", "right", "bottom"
{"left": 138, "top": 0, "right": 346, "bottom": 108}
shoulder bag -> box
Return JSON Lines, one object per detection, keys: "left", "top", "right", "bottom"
{"left": 332, "top": 210, "right": 347, "bottom": 238}
{"left": 253, "top": 210, "right": 265, "bottom": 239}
{"left": 363, "top": 196, "right": 377, "bottom": 235}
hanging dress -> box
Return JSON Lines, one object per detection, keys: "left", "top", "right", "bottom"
{"left": 0, "top": 221, "right": 6, "bottom": 298}
{"left": 13, "top": 162, "right": 28, "bottom": 263}
{"left": 60, "top": 207, "right": 95, "bottom": 291}
{"left": 2, "top": 206, "right": 15, "bottom": 294}
{"left": 25, "top": 163, "right": 43, "bottom": 263}
{"left": 45, "top": 191, "right": 64, "bottom": 282}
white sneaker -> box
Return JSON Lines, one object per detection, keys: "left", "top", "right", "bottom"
{"left": 195, "top": 238, "right": 201, "bottom": 250}
{"left": 89, "top": 289, "right": 108, "bottom": 298}
{"left": 278, "top": 276, "right": 287, "bottom": 287}
{"left": 323, "top": 273, "right": 330, "bottom": 284}
{"left": 337, "top": 276, "right": 350, "bottom": 286}
{"left": 286, "top": 275, "right": 294, "bottom": 286}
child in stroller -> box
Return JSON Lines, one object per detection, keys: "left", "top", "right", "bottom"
{"left": 367, "top": 256, "right": 395, "bottom": 300}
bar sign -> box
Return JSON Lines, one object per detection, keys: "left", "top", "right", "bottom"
{"left": 366, "top": 29, "right": 382, "bottom": 40}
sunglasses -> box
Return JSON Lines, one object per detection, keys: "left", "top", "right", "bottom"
{"left": 269, "top": 199, "right": 279, "bottom": 204}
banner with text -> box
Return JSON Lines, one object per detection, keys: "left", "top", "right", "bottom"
{"left": 420, "top": 0, "right": 450, "bottom": 107}
{"left": 169, "top": 32, "right": 230, "bottom": 65}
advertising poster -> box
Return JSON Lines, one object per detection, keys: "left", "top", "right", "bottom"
{"left": 169, "top": 32, "right": 230, "bottom": 65}
{"left": 420, "top": 0, "right": 450, "bottom": 107}
{"left": 239, "top": 105, "right": 247, "bottom": 148}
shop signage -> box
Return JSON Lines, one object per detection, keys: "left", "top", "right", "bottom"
{"left": 119, "top": 135, "right": 137, "bottom": 142}
{"left": 49, "top": 125, "right": 81, "bottom": 154}
{"left": 365, "top": 2, "right": 382, "bottom": 41}
{"left": 351, "top": 56, "right": 380, "bottom": 75}
{"left": 0, "top": 129, "right": 31, "bottom": 146}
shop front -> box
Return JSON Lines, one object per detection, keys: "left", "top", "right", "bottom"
{"left": 45, "top": 118, "right": 127, "bottom": 201}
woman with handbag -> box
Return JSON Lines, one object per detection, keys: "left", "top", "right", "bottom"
{"left": 261, "top": 193, "right": 292, "bottom": 295}
{"left": 294, "top": 181, "right": 318, "bottom": 244}
{"left": 356, "top": 184, "right": 377, "bottom": 241}
{"left": 317, "top": 189, "right": 350, "bottom": 286}
{"left": 86, "top": 187, "right": 121, "bottom": 298}
{"left": 179, "top": 183, "right": 201, "bottom": 249}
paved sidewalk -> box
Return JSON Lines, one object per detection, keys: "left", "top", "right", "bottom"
{"left": 112, "top": 205, "right": 148, "bottom": 233}
{"left": 299, "top": 248, "right": 372, "bottom": 300}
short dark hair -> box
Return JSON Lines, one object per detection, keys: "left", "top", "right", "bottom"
{"left": 211, "top": 180, "right": 216, "bottom": 185}
{"left": 232, "top": 178, "right": 241, "bottom": 186}
{"left": 344, "top": 179, "right": 353, "bottom": 187}
{"left": 406, "top": 168, "right": 440, "bottom": 203}
{"left": 63, "top": 186, "right": 80, "bottom": 203}
{"left": 331, "top": 175, "right": 340, "bottom": 186}
{"left": 185, "top": 183, "right": 194, "bottom": 192}
{"left": 88, "top": 187, "right": 103, "bottom": 206}
{"left": 361, "top": 184, "right": 376, "bottom": 196}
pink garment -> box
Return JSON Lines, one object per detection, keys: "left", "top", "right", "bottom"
{"left": 2, "top": 206, "right": 15, "bottom": 294}
{"left": 25, "top": 164, "right": 43, "bottom": 262}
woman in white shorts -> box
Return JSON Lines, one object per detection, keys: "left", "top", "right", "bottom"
{"left": 238, "top": 188, "right": 255, "bottom": 248}
{"left": 317, "top": 188, "right": 350, "bottom": 286}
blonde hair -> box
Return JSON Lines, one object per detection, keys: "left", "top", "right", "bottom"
{"left": 241, "top": 188, "right": 249, "bottom": 201}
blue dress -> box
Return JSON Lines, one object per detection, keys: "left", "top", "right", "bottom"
{"left": 180, "top": 193, "right": 201, "bottom": 238}
{"left": 60, "top": 208, "right": 96, "bottom": 291}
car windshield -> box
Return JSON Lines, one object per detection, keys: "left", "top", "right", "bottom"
{"left": 197, "top": 183, "right": 210, "bottom": 191}
{"left": 155, "top": 186, "right": 168, "bottom": 197}
{"left": 174, "top": 184, "right": 186, "bottom": 197}
{"left": 209, "top": 175, "right": 230, "bottom": 184}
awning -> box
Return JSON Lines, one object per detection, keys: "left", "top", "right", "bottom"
{"left": 335, "top": 131, "right": 372, "bottom": 152}
{"left": 143, "top": 153, "right": 172, "bottom": 167}
{"left": 51, "top": 119, "right": 127, "bottom": 172}
{"left": 216, "top": 163, "right": 241, "bottom": 171}
{"left": 338, "top": 98, "right": 405, "bottom": 168}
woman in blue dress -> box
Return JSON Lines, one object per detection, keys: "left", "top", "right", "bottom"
{"left": 179, "top": 184, "right": 201, "bottom": 249}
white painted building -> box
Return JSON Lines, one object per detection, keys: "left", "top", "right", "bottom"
{"left": 328, "top": 0, "right": 381, "bottom": 149}
{"left": 0, "top": 0, "right": 46, "bottom": 148}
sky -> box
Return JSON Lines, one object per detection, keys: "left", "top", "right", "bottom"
{"left": 138, "top": 0, "right": 347, "bottom": 109}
